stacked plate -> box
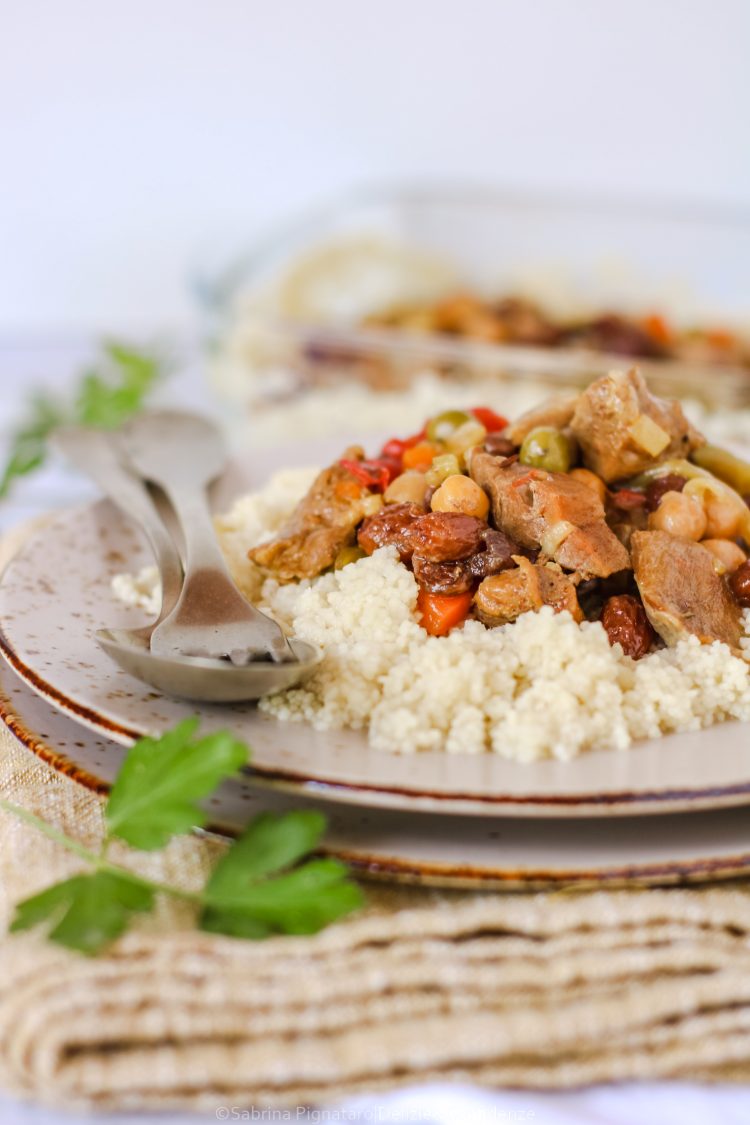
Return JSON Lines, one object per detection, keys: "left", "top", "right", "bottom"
{"left": 2, "top": 448, "right": 750, "bottom": 891}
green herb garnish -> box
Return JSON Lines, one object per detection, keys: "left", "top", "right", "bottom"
{"left": 0, "top": 340, "right": 168, "bottom": 500}
{"left": 1, "top": 721, "right": 363, "bottom": 954}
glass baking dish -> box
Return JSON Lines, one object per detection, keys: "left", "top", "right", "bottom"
{"left": 198, "top": 185, "right": 750, "bottom": 420}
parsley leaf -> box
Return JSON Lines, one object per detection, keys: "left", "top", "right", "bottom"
{"left": 106, "top": 718, "right": 248, "bottom": 850}
{"left": 10, "top": 872, "right": 154, "bottom": 955}
{"left": 0, "top": 393, "right": 66, "bottom": 499}
{"left": 0, "top": 340, "right": 168, "bottom": 500}
{"left": 4, "top": 722, "right": 364, "bottom": 954}
{"left": 205, "top": 810, "right": 328, "bottom": 888}
{"left": 201, "top": 814, "right": 364, "bottom": 938}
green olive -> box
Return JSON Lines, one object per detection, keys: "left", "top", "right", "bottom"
{"left": 334, "top": 545, "right": 367, "bottom": 570}
{"left": 426, "top": 409, "right": 473, "bottom": 444}
{"left": 519, "top": 426, "right": 574, "bottom": 474}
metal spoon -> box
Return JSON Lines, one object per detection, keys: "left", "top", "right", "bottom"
{"left": 119, "top": 410, "right": 297, "bottom": 665}
{"left": 54, "top": 422, "right": 319, "bottom": 703}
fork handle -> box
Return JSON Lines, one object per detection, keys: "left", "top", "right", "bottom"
{"left": 151, "top": 480, "right": 294, "bottom": 662}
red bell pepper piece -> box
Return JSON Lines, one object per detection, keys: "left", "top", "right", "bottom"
{"left": 470, "top": 406, "right": 508, "bottom": 432}
{"left": 339, "top": 458, "right": 398, "bottom": 493}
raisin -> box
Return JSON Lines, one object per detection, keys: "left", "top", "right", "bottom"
{"left": 358, "top": 503, "right": 422, "bottom": 561}
{"left": 484, "top": 434, "right": 517, "bottom": 458}
{"left": 601, "top": 594, "right": 655, "bottom": 659}
{"left": 412, "top": 555, "right": 474, "bottom": 595}
{"left": 729, "top": 560, "right": 750, "bottom": 607}
{"left": 401, "top": 512, "right": 485, "bottom": 562}
{"left": 644, "top": 473, "right": 687, "bottom": 512}
{"left": 468, "top": 527, "right": 519, "bottom": 578}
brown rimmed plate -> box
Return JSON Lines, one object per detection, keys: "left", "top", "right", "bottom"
{"left": 1, "top": 444, "right": 750, "bottom": 820}
{"left": 6, "top": 657, "right": 750, "bottom": 890}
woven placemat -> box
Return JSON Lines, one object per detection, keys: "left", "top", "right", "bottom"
{"left": 2, "top": 521, "right": 750, "bottom": 1111}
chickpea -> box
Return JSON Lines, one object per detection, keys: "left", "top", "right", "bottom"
{"left": 431, "top": 474, "right": 490, "bottom": 520}
{"left": 569, "top": 467, "right": 607, "bottom": 504}
{"left": 384, "top": 470, "right": 428, "bottom": 507}
{"left": 703, "top": 491, "right": 743, "bottom": 539}
{"left": 700, "top": 538, "right": 747, "bottom": 574}
{"left": 647, "top": 490, "right": 707, "bottom": 541}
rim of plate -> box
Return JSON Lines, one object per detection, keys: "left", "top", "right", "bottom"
{"left": 4, "top": 676, "right": 750, "bottom": 890}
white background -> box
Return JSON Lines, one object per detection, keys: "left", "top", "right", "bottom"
{"left": 2, "top": 4, "right": 750, "bottom": 1121}
{"left": 3, "top": 0, "right": 750, "bottom": 336}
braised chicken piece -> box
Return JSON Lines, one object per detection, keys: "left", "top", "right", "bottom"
{"left": 470, "top": 453, "right": 630, "bottom": 579}
{"left": 474, "top": 556, "right": 582, "bottom": 627}
{"left": 249, "top": 448, "right": 376, "bottom": 581}
{"left": 570, "top": 368, "right": 704, "bottom": 483}
{"left": 630, "top": 530, "right": 742, "bottom": 650}
{"left": 503, "top": 394, "right": 579, "bottom": 447}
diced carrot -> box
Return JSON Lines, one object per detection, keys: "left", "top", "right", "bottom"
{"left": 643, "top": 313, "right": 672, "bottom": 347}
{"left": 417, "top": 589, "right": 474, "bottom": 636}
{"left": 402, "top": 441, "right": 440, "bottom": 471}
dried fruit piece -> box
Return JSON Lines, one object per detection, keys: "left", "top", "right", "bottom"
{"left": 401, "top": 512, "right": 486, "bottom": 563}
{"left": 357, "top": 503, "right": 423, "bottom": 561}
{"left": 601, "top": 594, "right": 655, "bottom": 659}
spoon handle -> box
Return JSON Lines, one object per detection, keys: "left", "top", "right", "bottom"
{"left": 52, "top": 426, "right": 183, "bottom": 624}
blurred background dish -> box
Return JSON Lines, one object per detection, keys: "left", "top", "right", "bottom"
{"left": 201, "top": 187, "right": 750, "bottom": 449}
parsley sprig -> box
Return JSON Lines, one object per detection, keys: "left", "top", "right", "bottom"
{"left": 0, "top": 341, "right": 168, "bottom": 500}
{"left": 0, "top": 719, "right": 363, "bottom": 954}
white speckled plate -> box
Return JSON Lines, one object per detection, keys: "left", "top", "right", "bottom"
{"left": 1, "top": 445, "right": 750, "bottom": 819}
{"left": 6, "top": 657, "right": 750, "bottom": 889}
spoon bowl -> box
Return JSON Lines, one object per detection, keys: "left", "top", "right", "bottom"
{"left": 96, "top": 629, "right": 320, "bottom": 703}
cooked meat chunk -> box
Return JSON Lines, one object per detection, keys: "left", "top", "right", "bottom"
{"left": 607, "top": 502, "right": 649, "bottom": 552}
{"left": 249, "top": 449, "right": 374, "bottom": 581}
{"left": 503, "top": 394, "right": 579, "bottom": 446}
{"left": 358, "top": 503, "right": 423, "bottom": 561}
{"left": 400, "top": 512, "right": 485, "bottom": 563}
{"left": 474, "top": 557, "right": 582, "bottom": 627}
{"left": 470, "top": 453, "right": 630, "bottom": 579}
{"left": 630, "top": 530, "right": 742, "bottom": 650}
{"left": 570, "top": 368, "right": 704, "bottom": 483}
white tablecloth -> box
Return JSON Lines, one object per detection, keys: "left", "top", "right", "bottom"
{"left": 1, "top": 337, "right": 749, "bottom": 1124}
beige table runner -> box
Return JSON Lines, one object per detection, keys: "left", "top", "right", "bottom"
{"left": 2, "top": 522, "right": 750, "bottom": 1111}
